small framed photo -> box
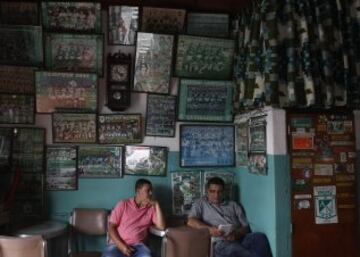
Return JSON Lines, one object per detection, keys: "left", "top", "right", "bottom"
{"left": 46, "top": 145, "right": 77, "bottom": 191}
{"left": 180, "top": 125, "right": 235, "bottom": 167}
{"left": 41, "top": 2, "right": 101, "bottom": 33}
{"left": 248, "top": 116, "right": 267, "bottom": 152}
{"left": 0, "top": 94, "right": 35, "bottom": 124}
{"left": 235, "top": 120, "right": 249, "bottom": 167}
{"left": 124, "top": 145, "right": 167, "bottom": 176}
{"left": 0, "top": 127, "right": 13, "bottom": 168}
{"left": 186, "top": 13, "right": 229, "bottom": 38}
{"left": 35, "top": 71, "right": 98, "bottom": 113}
{"left": 108, "top": 5, "right": 138, "bottom": 45}
{"left": 0, "top": 25, "right": 43, "bottom": 67}
{"left": 0, "top": 65, "right": 37, "bottom": 94}
{"left": 133, "top": 32, "right": 174, "bottom": 94}
{"left": 78, "top": 145, "right": 123, "bottom": 178}
{"left": 178, "top": 79, "right": 234, "bottom": 122}
{"left": 52, "top": 113, "right": 97, "bottom": 143}
{"left": 146, "top": 94, "right": 176, "bottom": 137}
{"left": 141, "top": 7, "right": 185, "bottom": 34}
{"left": 175, "top": 35, "right": 234, "bottom": 80}
{"left": 248, "top": 152, "right": 267, "bottom": 175}
{"left": 98, "top": 114, "right": 142, "bottom": 144}
{"left": 0, "top": 1, "right": 39, "bottom": 25}
{"left": 44, "top": 33, "right": 103, "bottom": 76}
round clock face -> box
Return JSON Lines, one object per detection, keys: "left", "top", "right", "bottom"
{"left": 111, "top": 64, "right": 128, "bottom": 82}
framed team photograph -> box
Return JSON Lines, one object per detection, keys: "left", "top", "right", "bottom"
{"left": 108, "top": 5, "right": 138, "bottom": 45}
{"left": 141, "top": 7, "right": 185, "bottom": 34}
{"left": 145, "top": 94, "right": 176, "bottom": 137}
{"left": 0, "top": 25, "right": 43, "bottom": 67}
{"left": 41, "top": 2, "right": 101, "bottom": 33}
{"left": 175, "top": 35, "right": 234, "bottom": 79}
{"left": 124, "top": 145, "right": 167, "bottom": 176}
{"left": 0, "top": 65, "right": 36, "bottom": 94}
{"left": 180, "top": 125, "right": 235, "bottom": 167}
{"left": 78, "top": 145, "right": 123, "bottom": 178}
{"left": 98, "top": 114, "right": 142, "bottom": 144}
{"left": 0, "top": 1, "right": 39, "bottom": 25}
{"left": 178, "top": 79, "right": 234, "bottom": 122}
{"left": 133, "top": 32, "right": 174, "bottom": 94}
{"left": 0, "top": 94, "right": 35, "bottom": 124}
{"left": 35, "top": 71, "right": 98, "bottom": 113}
{"left": 186, "top": 12, "right": 229, "bottom": 38}
{"left": 44, "top": 33, "right": 103, "bottom": 76}
{"left": 52, "top": 113, "right": 97, "bottom": 143}
{"left": 46, "top": 145, "right": 77, "bottom": 191}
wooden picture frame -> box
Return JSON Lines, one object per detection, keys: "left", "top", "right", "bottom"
{"left": 133, "top": 32, "right": 174, "bottom": 94}
{"left": 175, "top": 35, "right": 234, "bottom": 79}
{"left": 44, "top": 33, "right": 103, "bottom": 76}
{"left": 145, "top": 94, "right": 177, "bottom": 137}
{"left": 0, "top": 94, "right": 35, "bottom": 124}
{"left": 0, "top": 1, "right": 39, "bottom": 25}
{"left": 186, "top": 12, "right": 229, "bottom": 38}
{"left": 46, "top": 145, "right": 77, "bottom": 191}
{"left": 35, "top": 71, "right": 98, "bottom": 113}
{"left": 41, "top": 2, "right": 101, "bottom": 33}
{"left": 108, "top": 5, "right": 138, "bottom": 45}
{"left": 180, "top": 125, "right": 235, "bottom": 167}
{"left": 0, "top": 65, "right": 36, "bottom": 94}
{"left": 52, "top": 113, "right": 97, "bottom": 143}
{"left": 124, "top": 145, "right": 167, "bottom": 176}
{"left": 141, "top": 7, "right": 185, "bottom": 34}
{"left": 98, "top": 114, "right": 142, "bottom": 144}
{"left": 78, "top": 145, "right": 123, "bottom": 178}
{"left": 177, "top": 79, "right": 234, "bottom": 122}
{"left": 0, "top": 25, "right": 43, "bottom": 67}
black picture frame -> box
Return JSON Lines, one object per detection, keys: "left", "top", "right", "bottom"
{"left": 0, "top": 94, "right": 35, "bottom": 124}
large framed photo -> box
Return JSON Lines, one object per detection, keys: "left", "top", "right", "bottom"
{"left": 44, "top": 33, "right": 103, "bottom": 76}
{"left": 46, "top": 145, "right": 77, "bottom": 191}
{"left": 175, "top": 35, "right": 234, "bottom": 79}
{"left": 141, "top": 7, "right": 185, "bottom": 34}
{"left": 203, "top": 171, "right": 234, "bottom": 200}
{"left": 12, "top": 128, "right": 45, "bottom": 174}
{"left": 42, "top": 2, "right": 101, "bottom": 33}
{"left": 124, "top": 145, "right": 167, "bottom": 176}
{"left": 35, "top": 71, "right": 98, "bottom": 113}
{"left": 0, "top": 65, "right": 36, "bottom": 94}
{"left": 0, "top": 2, "right": 39, "bottom": 25}
{"left": 178, "top": 79, "right": 234, "bottom": 122}
{"left": 0, "top": 25, "right": 43, "bottom": 67}
{"left": 180, "top": 125, "right": 235, "bottom": 167}
{"left": 108, "top": 5, "right": 138, "bottom": 45}
{"left": 171, "top": 171, "right": 202, "bottom": 215}
{"left": 186, "top": 13, "right": 229, "bottom": 38}
{"left": 0, "top": 127, "right": 12, "bottom": 168}
{"left": 78, "top": 145, "right": 123, "bottom": 178}
{"left": 52, "top": 113, "right": 97, "bottom": 143}
{"left": 146, "top": 94, "right": 176, "bottom": 137}
{"left": 98, "top": 114, "right": 142, "bottom": 144}
{"left": 133, "top": 32, "right": 174, "bottom": 94}
{"left": 0, "top": 94, "right": 35, "bottom": 124}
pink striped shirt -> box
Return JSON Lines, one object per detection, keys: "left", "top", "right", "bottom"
{"left": 109, "top": 198, "right": 156, "bottom": 245}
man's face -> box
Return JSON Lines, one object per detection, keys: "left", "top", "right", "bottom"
{"left": 136, "top": 183, "right": 152, "bottom": 201}
{"left": 207, "top": 184, "right": 224, "bottom": 204}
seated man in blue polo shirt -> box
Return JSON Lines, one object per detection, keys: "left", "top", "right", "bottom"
{"left": 187, "top": 177, "right": 272, "bottom": 257}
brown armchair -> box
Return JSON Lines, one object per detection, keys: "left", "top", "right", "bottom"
{"left": 0, "top": 235, "right": 47, "bottom": 257}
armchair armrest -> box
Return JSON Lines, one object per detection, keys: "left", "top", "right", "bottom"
{"left": 149, "top": 226, "right": 167, "bottom": 237}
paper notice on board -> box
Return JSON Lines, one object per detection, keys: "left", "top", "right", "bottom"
{"left": 314, "top": 185, "right": 338, "bottom": 224}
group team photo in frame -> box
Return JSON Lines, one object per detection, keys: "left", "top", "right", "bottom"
{"left": 78, "top": 145, "right": 123, "bottom": 178}
{"left": 0, "top": 94, "right": 35, "bottom": 124}
{"left": 98, "top": 114, "right": 142, "bottom": 144}
{"left": 177, "top": 79, "right": 234, "bottom": 122}
{"left": 44, "top": 33, "right": 103, "bottom": 76}
{"left": 124, "top": 145, "right": 167, "bottom": 176}
{"left": 35, "top": 71, "right": 98, "bottom": 113}
{"left": 180, "top": 124, "right": 235, "bottom": 167}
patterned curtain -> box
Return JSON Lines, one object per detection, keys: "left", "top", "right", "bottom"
{"left": 234, "top": 0, "right": 360, "bottom": 110}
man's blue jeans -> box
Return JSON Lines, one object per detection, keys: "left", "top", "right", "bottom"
{"left": 101, "top": 243, "right": 151, "bottom": 257}
{"left": 214, "top": 232, "right": 272, "bottom": 257}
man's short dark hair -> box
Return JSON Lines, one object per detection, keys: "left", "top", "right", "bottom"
{"left": 135, "top": 178, "right": 152, "bottom": 191}
{"left": 206, "top": 177, "right": 225, "bottom": 189}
